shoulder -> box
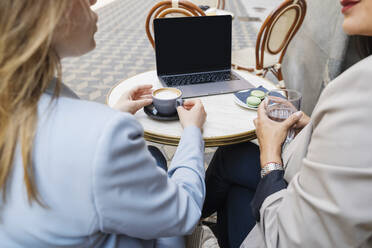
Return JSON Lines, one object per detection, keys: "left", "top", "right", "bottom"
{"left": 39, "top": 93, "right": 141, "bottom": 133}
{"left": 36, "top": 94, "right": 144, "bottom": 166}
{"left": 321, "top": 55, "right": 372, "bottom": 96}
{"left": 312, "top": 55, "right": 372, "bottom": 117}
{"left": 35, "top": 93, "right": 145, "bottom": 182}
{"left": 308, "top": 56, "right": 372, "bottom": 165}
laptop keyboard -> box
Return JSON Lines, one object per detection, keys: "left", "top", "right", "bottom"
{"left": 162, "top": 71, "right": 239, "bottom": 86}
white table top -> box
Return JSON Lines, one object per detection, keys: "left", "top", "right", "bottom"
{"left": 107, "top": 70, "right": 276, "bottom": 147}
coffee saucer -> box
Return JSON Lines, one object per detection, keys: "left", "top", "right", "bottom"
{"left": 144, "top": 104, "right": 179, "bottom": 121}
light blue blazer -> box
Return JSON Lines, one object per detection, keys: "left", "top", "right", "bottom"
{"left": 0, "top": 82, "right": 205, "bottom": 247}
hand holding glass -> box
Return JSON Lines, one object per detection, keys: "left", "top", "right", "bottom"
{"left": 265, "top": 89, "right": 302, "bottom": 144}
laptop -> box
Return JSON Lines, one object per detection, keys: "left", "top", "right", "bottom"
{"left": 154, "top": 15, "right": 254, "bottom": 98}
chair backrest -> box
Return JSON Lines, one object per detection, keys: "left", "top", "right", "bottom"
{"left": 190, "top": 0, "right": 225, "bottom": 10}
{"left": 255, "top": 0, "right": 306, "bottom": 71}
{"left": 146, "top": 0, "right": 206, "bottom": 48}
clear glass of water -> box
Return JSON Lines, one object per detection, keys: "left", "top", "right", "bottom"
{"left": 265, "top": 89, "right": 302, "bottom": 145}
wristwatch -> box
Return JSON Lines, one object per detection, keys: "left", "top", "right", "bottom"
{"left": 260, "top": 162, "right": 284, "bottom": 178}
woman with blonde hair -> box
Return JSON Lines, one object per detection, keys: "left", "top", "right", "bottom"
{"left": 0, "top": 0, "right": 207, "bottom": 247}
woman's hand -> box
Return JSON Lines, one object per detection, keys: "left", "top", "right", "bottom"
{"left": 293, "top": 113, "right": 311, "bottom": 135}
{"left": 113, "top": 84, "right": 153, "bottom": 115}
{"left": 254, "top": 100, "right": 303, "bottom": 167}
{"left": 177, "top": 99, "right": 207, "bottom": 130}
{"left": 266, "top": 96, "right": 310, "bottom": 136}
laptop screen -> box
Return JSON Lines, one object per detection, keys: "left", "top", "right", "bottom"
{"left": 154, "top": 15, "right": 232, "bottom": 76}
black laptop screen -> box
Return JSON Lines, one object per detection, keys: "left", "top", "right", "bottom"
{"left": 154, "top": 15, "right": 232, "bottom": 76}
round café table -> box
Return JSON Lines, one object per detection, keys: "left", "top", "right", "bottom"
{"left": 107, "top": 70, "right": 276, "bottom": 147}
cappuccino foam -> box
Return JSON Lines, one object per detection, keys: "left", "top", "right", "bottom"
{"left": 155, "top": 90, "right": 179, "bottom": 100}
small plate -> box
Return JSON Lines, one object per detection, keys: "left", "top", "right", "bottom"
{"left": 233, "top": 86, "right": 268, "bottom": 110}
{"left": 233, "top": 93, "right": 259, "bottom": 110}
{"left": 144, "top": 104, "right": 179, "bottom": 121}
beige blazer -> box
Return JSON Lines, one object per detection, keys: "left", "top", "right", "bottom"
{"left": 241, "top": 55, "right": 372, "bottom": 248}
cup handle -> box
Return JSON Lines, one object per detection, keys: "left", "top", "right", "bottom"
{"left": 176, "top": 98, "right": 184, "bottom": 107}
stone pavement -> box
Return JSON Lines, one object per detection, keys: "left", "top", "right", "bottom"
{"left": 63, "top": 0, "right": 281, "bottom": 166}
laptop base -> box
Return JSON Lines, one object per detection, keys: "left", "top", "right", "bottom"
{"left": 159, "top": 71, "right": 255, "bottom": 98}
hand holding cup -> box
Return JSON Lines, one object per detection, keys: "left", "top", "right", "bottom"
{"left": 113, "top": 84, "right": 153, "bottom": 114}
{"left": 177, "top": 99, "right": 207, "bottom": 130}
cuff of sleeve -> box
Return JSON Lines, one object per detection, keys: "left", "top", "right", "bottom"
{"left": 183, "top": 125, "right": 202, "bottom": 136}
{"left": 168, "top": 125, "right": 204, "bottom": 173}
{"left": 251, "top": 170, "right": 287, "bottom": 222}
{"left": 179, "top": 126, "right": 204, "bottom": 148}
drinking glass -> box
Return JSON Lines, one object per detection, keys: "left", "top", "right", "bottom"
{"left": 265, "top": 89, "right": 302, "bottom": 145}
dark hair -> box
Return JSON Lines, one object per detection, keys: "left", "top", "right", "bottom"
{"left": 355, "top": 35, "right": 372, "bottom": 58}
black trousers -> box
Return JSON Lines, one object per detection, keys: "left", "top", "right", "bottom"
{"left": 148, "top": 145, "right": 168, "bottom": 171}
{"left": 202, "top": 142, "right": 261, "bottom": 248}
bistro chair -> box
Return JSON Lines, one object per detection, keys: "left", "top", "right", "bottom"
{"left": 232, "top": 0, "right": 306, "bottom": 88}
{"left": 190, "top": 0, "right": 225, "bottom": 10}
{"left": 146, "top": 0, "right": 206, "bottom": 49}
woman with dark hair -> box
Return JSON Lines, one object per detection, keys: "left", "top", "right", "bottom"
{"left": 203, "top": 1, "right": 372, "bottom": 247}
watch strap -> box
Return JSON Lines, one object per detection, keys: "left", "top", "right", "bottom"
{"left": 261, "top": 162, "right": 284, "bottom": 178}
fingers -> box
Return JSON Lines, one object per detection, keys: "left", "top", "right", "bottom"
{"left": 136, "top": 94, "right": 153, "bottom": 100}
{"left": 132, "top": 99, "right": 153, "bottom": 111}
{"left": 132, "top": 89, "right": 153, "bottom": 97}
{"left": 176, "top": 99, "right": 204, "bottom": 114}
{"left": 134, "top": 84, "right": 153, "bottom": 92}
{"left": 283, "top": 111, "right": 303, "bottom": 129}
{"left": 177, "top": 102, "right": 193, "bottom": 113}
{"left": 253, "top": 118, "right": 257, "bottom": 127}
{"left": 183, "top": 101, "right": 195, "bottom": 107}
{"left": 257, "top": 100, "right": 269, "bottom": 121}
{"left": 267, "top": 96, "right": 286, "bottom": 103}
{"left": 121, "top": 85, "right": 152, "bottom": 101}
{"left": 293, "top": 117, "right": 306, "bottom": 129}
{"left": 178, "top": 99, "right": 201, "bottom": 111}
{"left": 191, "top": 99, "right": 203, "bottom": 108}
{"left": 130, "top": 84, "right": 153, "bottom": 94}
{"left": 263, "top": 97, "right": 268, "bottom": 109}
{"left": 267, "top": 96, "right": 297, "bottom": 111}
{"left": 176, "top": 105, "right": 186, "bottom": 115}
{"left": 296, "top": 113, "right": 311, "bottom": 128}
{"left": 183, "top": 99, "right": 197, "bottom": 106}
{"left": 130, "top": 85, "right": 154, "bottom": 100}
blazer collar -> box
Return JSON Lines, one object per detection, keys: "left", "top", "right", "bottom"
{"left": 45, "top": 77, "right": 80, "bottom": 99}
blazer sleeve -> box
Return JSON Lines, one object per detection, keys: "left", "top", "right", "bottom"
{"left": 253, "top": 61, "right": 372, "bottom": 247}
{"left": 91, "top": 112, "right": 205, "bottom": 239}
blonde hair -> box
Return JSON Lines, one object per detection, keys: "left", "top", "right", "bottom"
{"left": 0, "top": 0, "right": 70, "bottom": 205}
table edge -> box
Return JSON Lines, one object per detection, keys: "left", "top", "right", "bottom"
{"left": 145, "top": 130, "right": 257, "bottom": 147}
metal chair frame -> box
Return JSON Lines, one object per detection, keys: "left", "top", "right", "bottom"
{"left": 234, "top": 0, "right": 307, "bottom": 87}
{"left": 145, "top": 0, "right": 206, "bottom": 48}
